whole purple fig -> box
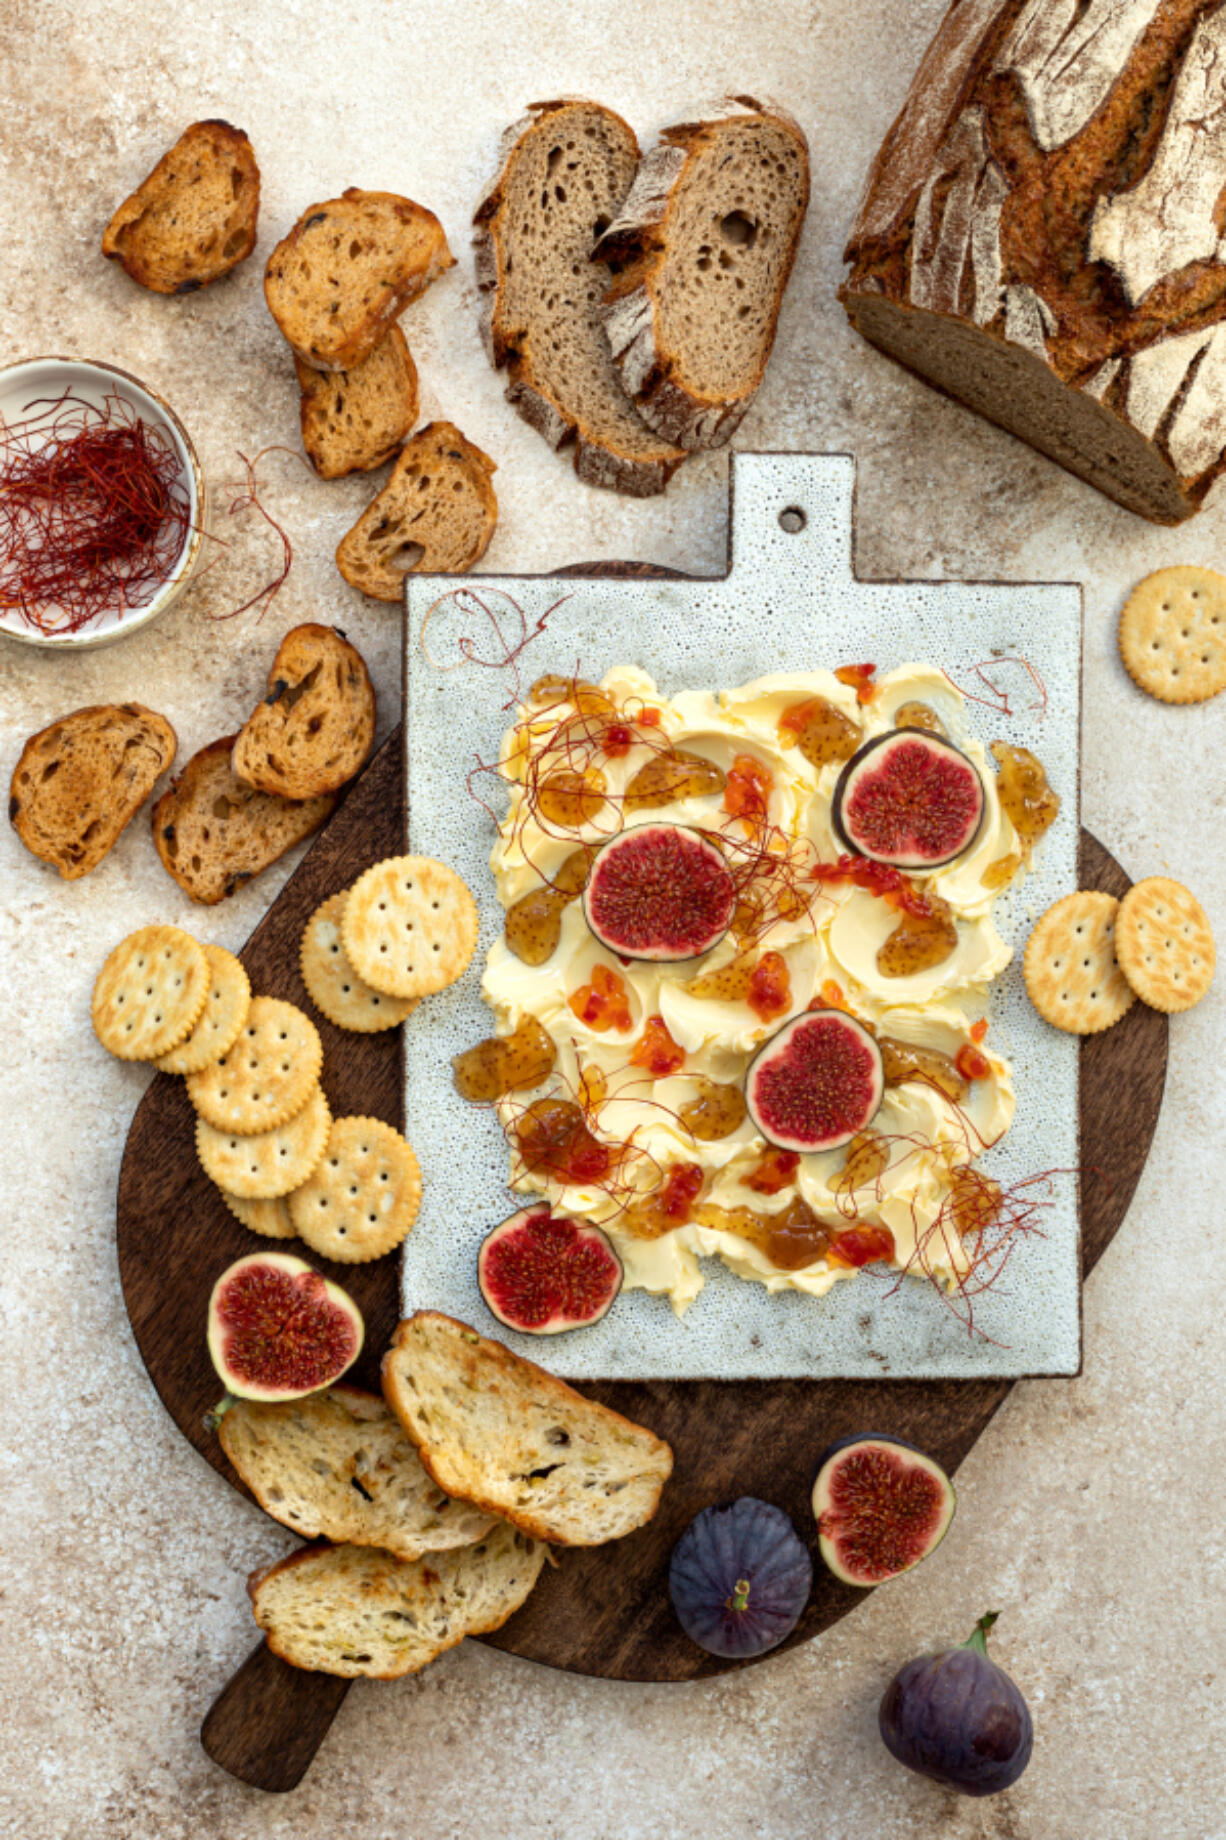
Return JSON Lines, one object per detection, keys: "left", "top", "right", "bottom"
{"left": 878, "top": 1613, "right": 1033, "bottom": 1797}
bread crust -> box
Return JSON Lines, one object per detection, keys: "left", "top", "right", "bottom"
{"left": 231, "top": 622, "right": 376, "bottom": 799}
{"left": 152, "top": 736, "right": 334, "bottom": 904}
{"left": 10, "top": 701, "right": 176, "bottom": 879}
{"left": 101, "top": 120, "right": 260, "bottom": 295}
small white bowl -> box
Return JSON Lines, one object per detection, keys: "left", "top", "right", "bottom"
{"left": 0, "top": 355, "right": 206, "bottom": 650}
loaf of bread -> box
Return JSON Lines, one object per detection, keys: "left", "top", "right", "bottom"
{"left": 335, "top": 422, "right": 497, "bottom": 600}
{"left": 102, "top": 120, "right": 259, "bottom": 294}
{"left": 475, "top": 99, "right": 687, "bottom": 495}
{"left": 10, "top": 702, "right": 176, "bottom": 879}
{"left": 597, "top": 98, "right": 810, "bottom": 449}
{"left": 843, "top": 0, "right": 1226, "bottom": 523}
{"left": 153, "top": 737, "right": 334, "bottom": 904}
{"left": 231, "top": 623, "right": 375, "bottom": 800}
{"left": 382, "top": 1313, "right": 673, "bottom": 1546}
{"left": 296, "top": 326, "right": 419, "bottom": 478}
{"left": 248, "top": 1524, "right": 546, "bottom": 1678}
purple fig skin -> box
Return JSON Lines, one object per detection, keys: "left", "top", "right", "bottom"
{"left": 878, "top": 1614, "right": 1033, "bottom": 1797}
{"left": 669, "top": 1498, "right": 813, "bottom": 1660}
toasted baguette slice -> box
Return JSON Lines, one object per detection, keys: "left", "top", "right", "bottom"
{"left": 382, "top": 1313, "right": 673, "bottom": 1546}
{"left": 265, "top": 190, "right": 453, "bottom": 372}
{"left": 219, "top": 1385, "right": 496, "bottom": 1558}
{"left": 335, "top": 422, "right": 497, "bottom": 601}
{"left": 10, "top": 702, "right": 176, "bottom": 879}
{"left": 296, "top": 327, "right": 419, "bottom": 478}
{"left": 153, "top": 736, "right": 334, "bottom": 904}
{"left": 474, "top": 100, "right": 686, "bottom": 496}
{"left": 231, "top": 624, "right": 375, "bottom": 800}
{"left": 101, "top": 120, "right": 259, "bottom": 294}
{"left": 596, "top": 99, "right": 810, "bottom": 449}
{"left": 248, "top": 1525, "right": 546, "bottom": 1678}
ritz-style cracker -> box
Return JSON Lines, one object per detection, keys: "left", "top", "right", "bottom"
{"left": 289, "top": 1116, "right": 423, "bottom": 1262}
{"left": 342, "top": 855, "right": 478, "bottom": 999}
{"left": 1023, "top": 892, "right": 1136, "bottom": 1036}
{"left": 196, "top": 1087, "right": 332, "bottom": 1200}
{"left": 92, "top": 925, "right": 210, "bottom": 1061}
{"left": 300, "top": 891, "right": 418, "bottom": 1032}
{"left": 187, "top": 996, "right": 322, "bottom": 1133}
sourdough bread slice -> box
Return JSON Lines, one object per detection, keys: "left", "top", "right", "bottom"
{"left": 382, "top": 1313, "right": 673, "bottom": 1546}
{"left": 335, "top": 422, "right": 497, "bottom": 601}
{"left": 248, "top": 1524, "right": 546, "bottom": 1678}
{"left": 474, "top": 100, "right": 687, "bottom": 495}
{"left": 219, "top": 1385, "right": 496, "bottom": 1558}
{"left": 152, "top": 736, "right": 334, "bottom": 904}
{"left": 296, "top": 326, "right": 419, "bottom": 478}
{"left": 102, "top": 120, "right": 259, "bottom": 295}
{"left": 265, "top": 190, "right": 453, "bottom": 372}
{"left": 231, "top": 623, "right": 375, "bottom": 800}
{"left": 10, "top": 702, "right": 176, "bottom": 879}
{"left": 596, "top": 99, "right": 809, "bottom": 449}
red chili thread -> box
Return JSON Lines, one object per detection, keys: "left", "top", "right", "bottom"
{"left": 421, "top": 587, "right": 572, "bottom": 709}
{"left": 202, "top": 445, "right": 298, "bottom": 623}
{"left": 941, "top": 656, "right": 1049, "bottom": 718}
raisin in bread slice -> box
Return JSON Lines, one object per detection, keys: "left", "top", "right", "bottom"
{"left": 10, "top": 702, "right": 176, "bottom": 879}
{"left": 335, "top": 422, "right": 497, "bottom": 601}
{"left": 596, "top": 98, "right": 809, "bottom": 449}
{"left": 382, "top": 1313, "right": 673, "bottom": 1546}
{"left": 248, "top": 1524, "right": 546, "bottom": 1678}
{"left": 474, "top": 100, "right": 687, "bottom": 496}
{"left": 265, "top": 190, "right": 453, "bottom": 372}
{"left": 296, "top": 326, "right": 419, "bottom": 478}
{"left": 102, "top": 120, "right": 260, "bottom": 294}
{"left": 219, "top": 1385, "right": 496, "bottom": 1558}
{"left": 153, "top": 736, "right": 334, "bottom": 904}
{"left": 231, "top": 623, "right": 375, "bottom": 800}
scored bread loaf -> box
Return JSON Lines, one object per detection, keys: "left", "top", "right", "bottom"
{"left": 231, "top": 623, "right": 375, "bottom": 800}
{"left": 218, "top": 1385, "right": 496, "bottom": 1558}
{"left": 597, "top": 98, "right": 810, "bottom": 449}
{"left": 382, "top": 1313, "right": 673, "bottom": 1546}
{"left": 153, "top": 736, "right": 334, "bottom": 904}
{"left": 474, "top": 99, "right": 687, "bottom": 496}
{"left": 296, "top": 326, "right": 419, "bottom": 478}
{"left": 335, "top": 422, "right": 498, "bottom": 601}
{"left": 843, "top": 0, "right": 1226, "bottom": 523}
{"left": 10, "top": 702, "right": 176, "bottom": 879}
{"left": 265, "top": 189, "right": 453, "bottom": 372}
{"left": 248, "top": 1524, "right": 547, "bottom": 1678}
{"left": 102, "top": 120, "right": 259, "bottom": 294}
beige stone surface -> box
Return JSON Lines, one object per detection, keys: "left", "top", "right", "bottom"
{"left": 0, "top": 1, "right": 1223, "bottom": 1835}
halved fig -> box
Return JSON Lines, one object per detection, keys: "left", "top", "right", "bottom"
{"left": 670, "top": 1498, "right": 813, "bottom": 1658}
{"left": 746, "top": 1010, "right": 884, "bottom": 1154}
{"left": 477, "top": 1205, "right": 623, "bottom": 1334}
{"left": 833, "top": 732, "right": 985, "bottom": 870}
{"left": 206, "top": 1252, "right": 364, "bottom": 1403}
{"left": 812, "top": 1434, "right": 956, "bottom": 1586}
{"left": 582, "top": 823, "right": 736, "bottom": 962}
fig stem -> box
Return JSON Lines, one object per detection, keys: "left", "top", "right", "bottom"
{"left": 963, "top": 1611, "right": 1001, "bottom": 1657}
{"left": 728, "top": 1578, "right": 752, "bottom": 1613}
{"left": 203, "top": 1394, "right": 236, "bottom": 1434}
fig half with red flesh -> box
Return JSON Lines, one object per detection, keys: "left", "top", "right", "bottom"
{"left": 582, "top": 823, "right": 736, "bottom": 962}
{"left": 477, "top": 1206, "right": 623, "bottom": 1334}
{"left": 745, "top": 1010, "right": 884, "bottom": 1154}
{"left": 833, "top": 731, "right": 985, "bottom": 870}
{"left": 206, "top": 1252, "right": 364, "bottom": 1402}
{"left": 812, "top": 1434, "right": 955, "bottom": 1586}
{"left": 669, "top": 1497, "right": 813, "bottom": 1659}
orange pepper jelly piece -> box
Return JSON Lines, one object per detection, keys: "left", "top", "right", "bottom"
{"left": 629, "top": 1014, "right": 686, "bottom": 1077}
{"left": 568, "top": 964, "right": 632, "bottom": 1032}
{"left": 989, "top": 741, "right": 1060, "bottom": 849}
{"left": 622, "top": 1162, "right": 705, "bottom": 1238}
{"left": 777, "top": 697, "right": 861, "bottom": 769}
{"left": 827, "top": 1223, "right": 895, "bottom": 1267}
{"left": 679, "top": 1078, "right": 747, "bottom": 1140}
{"left": 741, "top": 1147, "right": 801, "bottom": 1194}
{"left": 514, "top": 1099, "right": 616, "bottom": 1185}
{"left": 723, "top": 753, "right": 773, "bottom": 827}
{"left": 747, "top": 949, "right": 790, "bottom": 1022}
{"left": 834, "top": 662, "right": 877, "bottom": 704}
{"left": 954, "top": 1041, "right": 992, "bottom": 1081}
{"left": 623, "top": 748, "right": 725, "bottom": 812}
{"left": 451, "top": 1013, "right": 557, "bottom": 1102}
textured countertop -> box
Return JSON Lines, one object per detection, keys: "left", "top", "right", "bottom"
{"left": 1, "top": 2, "right": 1222, "bottom": 1836}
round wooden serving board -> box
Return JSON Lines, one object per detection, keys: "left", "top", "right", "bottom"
{"left": 118, "top": 734, "right": 1167, "bottom": 1794}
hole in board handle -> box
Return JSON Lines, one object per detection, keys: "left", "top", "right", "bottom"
{"left": 778, "top": 506, "right": 806, "bottom": 534}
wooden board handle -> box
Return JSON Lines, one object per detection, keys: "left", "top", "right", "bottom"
{"left": 201, "top": 1641, "right": 350, "bottom": 1793}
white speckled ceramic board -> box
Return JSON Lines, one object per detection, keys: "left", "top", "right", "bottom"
{"left": 401, "top": 454, "right": 1082, "bottom": 1379}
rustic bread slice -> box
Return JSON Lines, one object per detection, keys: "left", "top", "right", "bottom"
{"left": 152, "top": 736, "right": 334, "bottom": 904}
{"left": 10, "top": 702, "right": 176, "bottom": 879}
{"left": 596, "top": 98, "right": 810, "bottom": 449}
{"left": 335, "top": 422, "right": 497, "bottom": 601}
{"left": 265, "top": 189, "right": 453, "bottom": 372}
{"left": 382, "top": 1313, "right": 673, "bottom": 1546}
{"left": 474, "top": 99, "right": 687, "bottom": 495}
{"left": 101, "top": 120, "right": 259, "bottom": 294}
{"left": 231, "top": 623, "right": 375, "bottom": 800}
{"left": 248, "top": 1524, "right": 546, "bottom": 1678}
{"left": 218, "top": 1385, "right": 496, "bottom": 1558}
{"left": 296, "top": 326, "right": 419, "bottom": 478}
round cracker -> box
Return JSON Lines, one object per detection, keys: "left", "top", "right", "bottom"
{"left": 341, "top": 855, "right": 478, "bottom": 999}
{"left": 1115, "top": 876, "right": 1215, "bottom": 1013}
{"left": 288, "top": 1115, "right": 422, "bottom": 1262}
{"left": 1118, "top": 566, "right": 1226, "bottom": 705}
{"left": 215, "top": 1186, "right": 297, "bottom": 1240}
{"left": 155, "top": 945, "right": 251, "bottom": 1074}
{"left": 197, "top": 1086, "right": 331, "bottom": 1199}
{"left": 300, "top": 892, "right": 418, "bottom": 1033}
{"left": 1023, "top": 891, "right": 1136, "bottom": 1035}
{"left": 186, "top": 996, "right": 322, "bottom": 1134}
{"left": 92, "top": 926, "right": 210, "bottom": 1061}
